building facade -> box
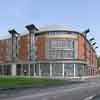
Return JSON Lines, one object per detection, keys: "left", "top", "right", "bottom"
{"left": 0, "top": 25, "right": 97, "bottom": 78}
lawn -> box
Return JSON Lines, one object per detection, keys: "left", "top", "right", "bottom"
{"left": 0, "top": 76, "right": 65, "bottom": 88}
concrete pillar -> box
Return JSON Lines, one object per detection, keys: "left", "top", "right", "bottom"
{"left": 62, "top": 64, "right": 64, "bottom": 78}
{"left": 34, "top": 64, "right": 36, "bottom": 76}
{"left": 39, "top": 63, "right": 41, "bottom": 77}
{"left": 74, "top": 64, "right": 76, "bottom": 77}
{"left": 50, "top": 63, "right": 52, "bottom": 77}
{"left": 11, "top": 63, "right": 16, "bottom": 76}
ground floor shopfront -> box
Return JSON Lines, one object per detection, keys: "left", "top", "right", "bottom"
{"left": 0, "top": 63, "right": 97, "bottom": 77}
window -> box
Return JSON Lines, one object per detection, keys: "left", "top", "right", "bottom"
{"left": 52, "top": 64, "right": 62, "bottom": 76}
{"left": 48, "top": 31, "right": 70, "bottom": 35}
{"left": 64, "top": 64, "right": 74, "bottom": 76}
{"left": 65, "top": 50, "right": 73, "bottom": 58}
{"left": 49, "top": 40, "right": 57, "bottom": 48}
{"left": 47, "top": 50, "right": 73, "bottom": 59}
{"left": 47, "top": 39, "right": 74, "bottom": 59}
{"left": 64, "top": 40, "right": 73, "bottom": 49}
{"left": 49, "top": 40, "right": 73, "bottom": 49}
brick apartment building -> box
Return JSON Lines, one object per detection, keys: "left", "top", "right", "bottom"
{"left": 0, "top": 24, "right": 97, "bottom": 78}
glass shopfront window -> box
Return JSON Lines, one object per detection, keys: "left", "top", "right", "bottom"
{"left": 52, "top": 63, "right": 62, "bottom": 76}
{"left": 30, "top": 64, "right": 34, "bottom": 76}
{"left": 40, "top": 63, "right": 50, "bottom": 76}
{"left": 23, "top": 64, "right": 29, "bottom": 75}
{"left": 0, "top": 64, "right": 11, "bottom": 75}
{"left": 64, "top": 64, "right": 74, "bottom": 77}
{"left": 75, "top": 64, "right": 85, "bottom": 76}
{"left": 35, "top": 64, "right": 39, "bottom": 76}
{"left": 16, "top": 64, "right": 21, "bottom": 75}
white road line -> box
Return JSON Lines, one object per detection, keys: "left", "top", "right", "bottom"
{"left": 84, "top": 95, "right": 95, "bottom": 100}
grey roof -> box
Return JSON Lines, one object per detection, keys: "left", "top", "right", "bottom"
{"left": 0, "top": 25, "right": 81, "bottom": 40}
{"left": 0, "top": 34, "right": 10, "bottom": 40}
{"left": 36, "top": 25, "right": 80, "bottom": 33}
{"left": 0, "top": 30, "right": 29, "bottom": 40}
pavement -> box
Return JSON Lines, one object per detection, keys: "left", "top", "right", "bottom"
{"left": 0, "top": 78, "right": 100, "bottom": 100}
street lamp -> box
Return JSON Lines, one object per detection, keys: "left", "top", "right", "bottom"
{"left": 8, "top": 29, "right": 20, "bottom": 62}
{"left": 25, "top": 24, "right": 38, "bottom": 62}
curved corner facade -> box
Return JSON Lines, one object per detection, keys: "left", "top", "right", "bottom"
{"left": 0, "top": 25, "right": 97, "bottom": 78}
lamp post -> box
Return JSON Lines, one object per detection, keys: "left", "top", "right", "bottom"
{"left": 25, "top": 24, "right": 38, "bottom": 76}
{"left": 8, "top": 29, "right": 19, "bottom": 62}
{"left": 25, "top": 24, "right": 38, "bottom": 62}
{"left": 8, "top": 29, "right": 20, "bottom": 75}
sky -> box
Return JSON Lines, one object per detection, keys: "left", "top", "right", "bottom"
{"left": 0, "top": 0, "right": 100, "bottom": 55}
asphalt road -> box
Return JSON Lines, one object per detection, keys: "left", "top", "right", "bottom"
{"left": 1, "top": 79, "right": 100, "bottom": 100}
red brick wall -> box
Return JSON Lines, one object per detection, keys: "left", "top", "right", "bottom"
{"left": 78, "top": 34, "right": 97, "bottom": 68}
{"left": 35, "top": 34, "right": 77, "bottom": 60}
{"left": 86, "top": 42, "right": 91, "bottom": 64}
{"left": 78, "top": 35, "right": 85, "bottom": 60}
{"left": 18, "top": 35, "right": 29, "bottom": 61}
{"left": 35, "top": 35, "right": 46, "bottom": 60}
{"left": 0, "top": 40, "right": 8, "bottom": 63}
{"left": 86, "top": 42, "right": 97, "bottom": 67}
{"left": 0, "top": 32, "right": 97, "bottom": 67}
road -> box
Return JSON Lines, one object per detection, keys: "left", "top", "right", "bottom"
{"left": 1, "top": 79, "right": 100, "bottom": 100}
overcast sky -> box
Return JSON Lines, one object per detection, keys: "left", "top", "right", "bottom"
{"left": 0, "top": 0, "right": 100, "bottom": 55}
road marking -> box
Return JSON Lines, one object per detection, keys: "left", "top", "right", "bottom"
{"left": 84, "top": 95, "right": 95, "bottom": 100}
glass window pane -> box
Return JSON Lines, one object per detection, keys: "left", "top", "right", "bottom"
{"left": 40, "top": 63, "right": 50, "bottom": 76}
{"left": 47, "top": 39, "right": 74, "bottom": 59}
{"left": 30, "top": 64, "right": 34, "bottom": 76}
{"left": 35, "top": 64, "right": 39, "bottom": 76}
{"left": 64, "top": 64, "right": 74, "bottom": 77}
{"left": 52, "top": 64, "right": 62, "bottom": 76}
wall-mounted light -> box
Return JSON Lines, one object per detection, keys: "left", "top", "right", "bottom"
{"left": 95, "top": 46, "right": 98, "bottom": 49}
{"left": 92, "top": 42, "right": 96, "bottom": 46}
{"left": 83, "top": 28, "right": 90, "bottom": 34}
{"left": 89, "top": 38, "right": 95, "bottom": 42}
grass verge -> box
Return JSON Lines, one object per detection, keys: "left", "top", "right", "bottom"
{"left": 0, "top": 76, "right": 65, "bottom": 88}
